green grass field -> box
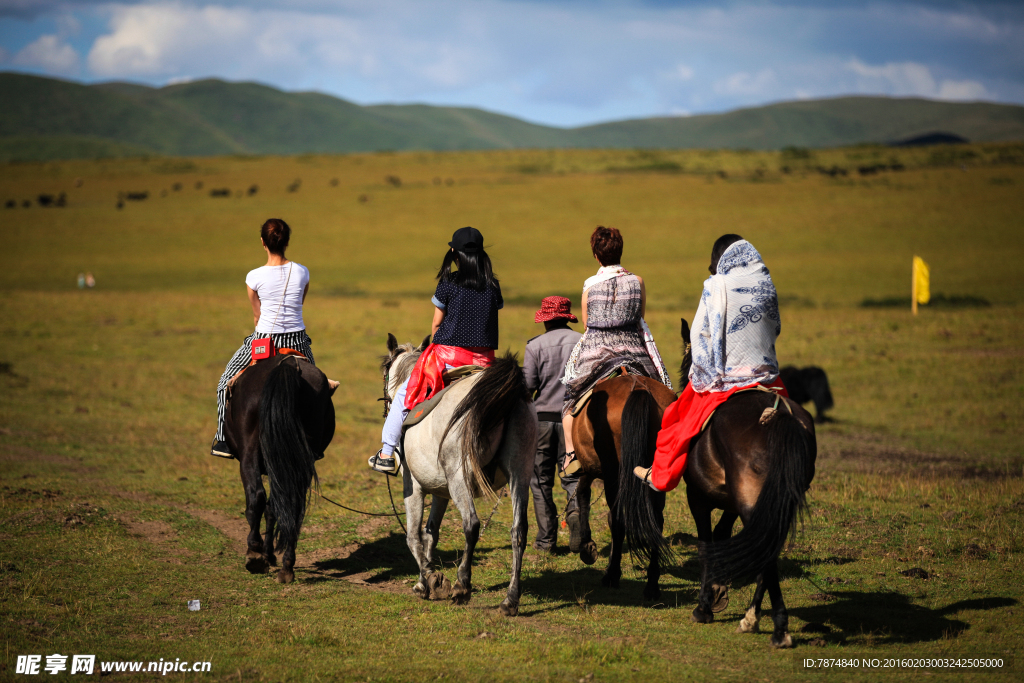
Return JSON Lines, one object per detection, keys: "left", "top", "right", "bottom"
{"left": 1, "top": 146, "right": 1022, "bottom": 682}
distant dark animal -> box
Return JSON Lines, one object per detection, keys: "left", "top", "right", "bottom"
{"left": 209, "top": 188, "right": 231, "bottom": 198}
{"left": 287, "top": 179, "right": 301, "bottom": 193}
{"left": 5, "top": 200, "right": 14, "bottom": 209}
{"left": 358, "top": 194, "right": 369, "bottom": 203}
{"left": 329, "top": 178, "right": 339, "bottom": 187}
{"left": 570, "top": 372, "right": 676, "bottom": 601}
{"left": 125, "top": 191, "right": 149, "bottom": 201}
{"left": 37, "top": 194, "right": 54, "bottom": 207}
{"left": 857, "top": 165, "right": 884, "bottom": 176}
{"left": 172, "top": 182, "right": 182, "bottom": 191}
{"left": 385, "top": 175, "right": 402, "bottom": 187}
{"left": 225, "top": 355, "right": 336, "bottom": 584}
{"left": 116, "top": 201, "right": 124, "bottom": 210}
{"left": 247, "top": 184, "right": 259, "bottom": 196}
{"left": 817, "top": 166, "right": 848, "bottom": 178}
{"left": 624, "top": 320, "right": 816, "bottom": 648}
{"left": 779, "top": 366, "right": 834, "bottom": 423}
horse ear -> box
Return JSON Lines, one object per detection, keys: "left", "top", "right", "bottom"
{"left": 680, "top": 318, "right": 691, "bottom": 344}
{"left": 418, "top": 335, "right": 431, "bottom": 351}
{"left": 387, "top": 333, "right": 398, "bottom": 353}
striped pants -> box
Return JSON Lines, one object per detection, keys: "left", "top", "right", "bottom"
{"left": 215, "top": 330, "right": 315, "bottom": 442}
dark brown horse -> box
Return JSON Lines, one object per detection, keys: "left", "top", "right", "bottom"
{"left": 571, "top": 373, "right": 677, "bottom": 600}
{"left": 224, "top": 354, "right": 336, "bottom": 584}
{"left": 621, "top": 320, "right": 816, "bottom": 647}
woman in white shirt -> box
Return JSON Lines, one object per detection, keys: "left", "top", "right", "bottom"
{"left": 211, "top": 219, "right": 313, "bottom": 458}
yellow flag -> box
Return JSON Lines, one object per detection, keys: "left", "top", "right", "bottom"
{"left": 913, "top": 256, "right": 930, "bottom": 305}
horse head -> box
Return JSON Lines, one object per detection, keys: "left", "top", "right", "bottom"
{"left": 380, "top": 333, "right": 430, "bottom": 399}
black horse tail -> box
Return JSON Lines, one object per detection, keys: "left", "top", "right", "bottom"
{"left": 440, "top": 352, "right": 528, "bottom": 500}
{"left": 703, "top": 411, "right": 812, "bottom": 586}
{"left": 616, "top": 388, "right": 673, "bottom": 565}
{"left": 259, "top": 357, "right": 319, "bottom": 546}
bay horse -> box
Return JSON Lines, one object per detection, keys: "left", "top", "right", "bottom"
{"left": 569, "top": 369, "right": 677, "bottom": 600}
{"left": 621, "top": 320, "right": 817, "bottom": 648}
{"left": 225, "top": 354, "right": 336, "bottom": 584}
{"left": 381, "top": 335, "right": 536, "bottom": 616}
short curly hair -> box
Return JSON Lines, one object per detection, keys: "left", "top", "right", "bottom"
{"left": 590, "top": 226, "right": 623, "bottom": 266}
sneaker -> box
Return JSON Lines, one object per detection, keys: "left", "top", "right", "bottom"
{"left": 368, "top": 449, "right": 399, "bottom": 476}
{"left": 211, "top": 440, "right": 234, "bottom": 459}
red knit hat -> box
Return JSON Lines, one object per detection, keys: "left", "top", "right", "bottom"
{"left": 534, "top": 296, "right": 578, "bottom": 323}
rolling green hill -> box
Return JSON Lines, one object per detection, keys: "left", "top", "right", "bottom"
{"left": 2, "top": 71, "right": 1023, "bottom": 161}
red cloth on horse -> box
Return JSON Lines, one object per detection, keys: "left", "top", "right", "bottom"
{"left": 650, "top": 377, "right": 789, "bottom": 492}
{"left": 403, "top": 343, "right": 496, "bottom": 410}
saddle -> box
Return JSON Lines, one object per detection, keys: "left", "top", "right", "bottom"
{"left": 569, "top": 366, "right": 628, "bottom": 417}
{"left": 225, "top": 348, "right": 309, "bottom": 394}
{"left": 402, "top": 365, "right": 485, "bottom": 430}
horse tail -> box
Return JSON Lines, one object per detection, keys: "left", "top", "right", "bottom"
{"left": 703, "top": 411, "right": 812, "bottom": 585}
{"left": 440, "top": 352, "right": 528, "bottom": 500}
{"left": 616, "top": 388, "right": 673, "bottom": 565}
{"left": 259, "top": 357, "right": 319, "bottom": 546}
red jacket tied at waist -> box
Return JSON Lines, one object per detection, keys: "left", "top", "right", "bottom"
{"left": 404, "top": 344, "right": 495, "bottom": 410}
{"left": 651, "top": 377, "right": 789, "bottom": 492}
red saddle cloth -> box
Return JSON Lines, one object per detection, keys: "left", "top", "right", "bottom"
{"left": 403, "top": 343, "right": 495, "bottom": 410}
{"left": 650, "top": 377, "right": 789, "bottom": 493}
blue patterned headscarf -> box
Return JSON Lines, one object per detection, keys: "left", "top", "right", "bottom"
{"left": 689, "top": 240, "right": 781, "bottom": 393}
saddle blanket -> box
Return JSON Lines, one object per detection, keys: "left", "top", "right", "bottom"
{"left": 402, "top": 365, "right": 485, "bottom": 431}
{"left": 650, "top": 377, "right": 788, "bottom": 493}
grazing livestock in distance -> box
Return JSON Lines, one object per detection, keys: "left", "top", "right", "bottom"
{"left": 172, "top": 182, "right": 182, "bottom": 191}
{"left": 329, "top": 178, "right": 339, "bottom": 187}
{"left": 287, "top": 179, "right": 301, "bottom": 192}
{"left": 37, "top": 194, "right": 54, "bottom": 207}
{"left": 247, "top": 184, "right": 259, "bottom": 196}
{"left": 125, "top": 191, "right": 149, "bottom": 201}
{"left": 209, "top": 188, "right": 231, "bottom": 197}
{"left": 385, "top": 175, "right": 402, "bottom": 187}
{"left": 5, "top": 200, "right": 15, "bottom": 209}
{"left": 779, "top": 366, "right": 834, "bottom": 423}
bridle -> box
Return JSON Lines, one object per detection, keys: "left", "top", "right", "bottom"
{"left": 378, "top": 359, "right": 394, "bottom": 419}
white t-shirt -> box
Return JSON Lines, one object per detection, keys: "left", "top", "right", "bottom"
{"left": 246, "top": 262, "right": 310, "bottom": 334}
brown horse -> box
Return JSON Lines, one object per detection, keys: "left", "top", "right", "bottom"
{"left": 570, "top": 373, "right": 677, "bottom": 600}
{"left": 621, "top": 320, "right": 816, "bottom": 647}
{"left": 225, "top": 354, "right": 336, "bottom": 584}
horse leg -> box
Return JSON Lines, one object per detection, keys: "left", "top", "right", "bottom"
{"left": 764, "top": 561, "right": 793, "bottom": 648}
{"left": 276, "top": 527, "right": 296, "bottom": 584}
{"left": 262, "top": 498, "right": 278, "bottom": 567}
{"left": 405, "top": 486, "right": 437, "bottom": 600}
{"left": 687, "top": 491, "right": 716, "bottom": 623}
{"left": 577, "top": 480, "right": 599, "bottom": 565}
{"left": 241, "top": 456, "right": 269, "bottom": 574}
{"left": 449, "top": 488, "right": 480, "bottom": 606}
{"left": 601, "top": 482, "right": 623, "bottom": 589}
{"left": 708, "top": 510, "right": 738, "bottom": 613}
{"left": 737, "top": 573, "right": 767, "bottom": 634}
{"left": 643, "top": 491, "right": 667, "bottom": 601}
{"left": 499, "top": 475, "right": 530, "bottom": 616}
{"left": 423, "top": 495, "right": 449, "bottom": 569}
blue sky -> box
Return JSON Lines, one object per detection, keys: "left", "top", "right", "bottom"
{"left": 1, "top": 1, "right": 1021, "bottom": 127}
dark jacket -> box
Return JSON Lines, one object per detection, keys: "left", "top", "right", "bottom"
{"left": 524, "top": 326, "right": 582, "bottom": 418}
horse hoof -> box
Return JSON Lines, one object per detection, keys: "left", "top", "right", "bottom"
{"left": 413, "top": 582, "right": 429, "bottom": 599}
{"left": 275, "top": 569, "right": 294, "bottom": 584}
{"left": 737, "top": 607, "right": 760, "bottom": 634}
{"left": 245, "top": 556, "right": 268, "bottom": 574}
{"left": 601, "top": 573, "right": 620, "bottom": 589}
{"left": 451, "top": 581, "right": 472, "bottom": 605}
{"left": 711, "top": 584, "right": 730, "bottom": 613}
{"left": 770, "top": 633, "right": 793, "bottom": 649}
{"left": 643, "top": 586, "right": 661, "bottom": 602}
{"left": 691, "top": 608, "right": 713, "bottom": 624}
{"left": 580, "top": 541, "right": 598, "bottom": 566}
{"left": 265, "top": 554, "right": 277, "bottom": 567}
{"left": 498, "top": 600, "right": 519, "bottom": 617}
{"left": 427, "top": 573, "right": 452, "bottom": 600}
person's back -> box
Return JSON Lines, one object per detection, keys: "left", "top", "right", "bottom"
{"left": 585, "top": 275, "right": 642, "bottom": 330}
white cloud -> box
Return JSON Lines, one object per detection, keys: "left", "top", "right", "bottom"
{"left": 13, "top": 34, "right": 79, "bottom": 73}
{"left": 846, "top": 58, "right": 989, "bottom": 101}
{"left": 674, "top": 64, "right": 694, "bottom": 81}
{"left": 713, "top": 69, "right": 776, "bottom": 96}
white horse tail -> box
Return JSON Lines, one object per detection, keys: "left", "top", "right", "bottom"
{"left": 439, "top": 352, "right": 528, "bottom": 500}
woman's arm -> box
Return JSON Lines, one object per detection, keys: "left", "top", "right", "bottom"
{"left": 581, "top": 289, "right": 589, "bottom": 328}
{"left": 247, "top": 286, "right": 261, "bottom": 327}
{"left": 638, "top": 276, "right": 647, "bottom": 318}
{"left": 431, "top": 306, "right": 445, "bottom": 338}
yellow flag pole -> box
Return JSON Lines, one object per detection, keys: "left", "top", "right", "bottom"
{"left": 911, "top": 257, "right": 918, "bottom": 316}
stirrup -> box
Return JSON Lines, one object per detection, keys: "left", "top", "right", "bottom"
{"left": 633, "top": 466, "right": 660, "bottom": 491}
{"left": 368, "top": 449, "right": 399, "bottom": 476}
{"left": 560, "top": 451, "right": 581, "bottom": 476}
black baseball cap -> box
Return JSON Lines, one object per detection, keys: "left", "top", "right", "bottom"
{"left": 449, "top": 226, "right": 484, "bottom": 254}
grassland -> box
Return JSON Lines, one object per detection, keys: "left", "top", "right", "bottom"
{"left": 1, "top": 144, "right": 1022, "bottom": 682}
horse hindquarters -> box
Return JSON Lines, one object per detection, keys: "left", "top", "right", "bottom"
{"left": 258, "top": 358, "right": 319, "bottom": 584}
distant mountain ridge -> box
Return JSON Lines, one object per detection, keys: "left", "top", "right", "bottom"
{"left": 2, "top": 72, "right": 1023, "bottom": 161}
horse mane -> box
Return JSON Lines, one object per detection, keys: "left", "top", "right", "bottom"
{"left": 379, "top": 343, "right": 422, "bottom": 396}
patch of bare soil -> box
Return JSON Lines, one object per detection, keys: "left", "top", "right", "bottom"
{"left": 124, "top": 518, "right": 184, "bottom": 564}
{"left": 182, "top": 505, "right": 247, "bottom": 553}
{"left": 356, "top": 516, "right": 391, "bottom": 536}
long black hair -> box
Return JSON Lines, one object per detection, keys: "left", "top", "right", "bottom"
{"left": 436, "top": 248, "right": 500, "bottom": 291}
{"left": 710, "top": 233, "right": 744, "bottom": 274}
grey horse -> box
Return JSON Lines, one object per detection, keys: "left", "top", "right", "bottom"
{"left": 381, "top": 335, "right": 537, "bottom": 616}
